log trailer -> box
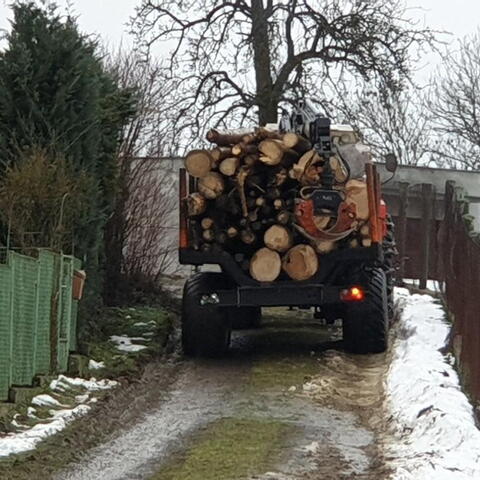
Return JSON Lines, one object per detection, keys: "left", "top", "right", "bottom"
{"left": 179, "top": 107, "right": 397, "bottom": 357}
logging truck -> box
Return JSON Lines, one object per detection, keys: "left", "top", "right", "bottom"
{"left": 179, "top": 107, "right": 397, "bottom": 357}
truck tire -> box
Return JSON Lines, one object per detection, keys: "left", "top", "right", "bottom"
{"left": 342, "top": 268, "right": 388, "bottom": 354}
{"left": 182, "top": 272, "right": 231, "bottom": 357}
{"left": 229, "top": 307, "right": 262, "bottom": 329}
{"left": 382, "top": 215, "right": 398, "bottom": 321}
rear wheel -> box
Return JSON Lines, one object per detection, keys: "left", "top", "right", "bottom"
{"left": 342, "top": 267, "right": 388, "bottom": 354}
{"left": 182, "top": 272, "right": 231, "bottom": 357}
{"left": 382, "top": 215, "right": 398, "bottom": 321}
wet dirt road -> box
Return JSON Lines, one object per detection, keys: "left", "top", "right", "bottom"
{"left": 56, "top": 309, "right": 392, "bottom": 480}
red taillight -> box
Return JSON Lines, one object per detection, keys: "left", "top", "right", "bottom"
{"left": 340, "top": 286, "right": 365, "bottom": 302}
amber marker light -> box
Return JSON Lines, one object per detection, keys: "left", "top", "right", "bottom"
{"left": 340, "top": 286, "right": 365, "bottom": 302}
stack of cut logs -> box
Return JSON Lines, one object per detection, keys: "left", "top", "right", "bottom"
{"left": 184, "top": 127, "right": 371, "bottom": 282}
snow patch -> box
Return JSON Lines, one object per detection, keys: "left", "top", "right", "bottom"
{"left": 0, "top": 404, "right": 91, "bottom": 457}
{"left": 0, "top": 374, "right": 118, "bottom": 458}
{"left": 302, "top": 441, "right": 320, "bottom": 455}
{"left": 89, "top": 359, "right": 105, "bottom": 370}
{"left": 31, "top": 394, "right": 64, "bottom": 408}
{"left": 110, "top": 335, "right": 148, "bottom": 352}
{"left": 27, "top": 407, "right": 37, "bottom": 419}
{"left": 50, "top": 375, "right": 118, "bottom": 392}
{"left": 75, "top": 394, "right": 89, "bottom": 404}
{"left": 385, "top": 288, "right": 480, "bottom": 479}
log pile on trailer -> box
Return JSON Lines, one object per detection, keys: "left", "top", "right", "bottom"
{"left": 183, "top": 126, "right": 373, "bottom": 282}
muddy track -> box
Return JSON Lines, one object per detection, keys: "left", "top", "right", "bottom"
{"left": 47, "top": 308, "right": 393, "bottom": 480}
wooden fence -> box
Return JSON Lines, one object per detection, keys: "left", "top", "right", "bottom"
{"left": 437, "top": 182, "right": 480, "bottom": 404}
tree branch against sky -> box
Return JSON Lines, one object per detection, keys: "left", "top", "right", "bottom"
{"left": 330, "top": 80, "right": 434, "bottom": 166}
{"left": 429, "top": 31, "right": 480, "bottom": 170}
{"left": 132, "top": 0, "right": 437, "bottom": 146}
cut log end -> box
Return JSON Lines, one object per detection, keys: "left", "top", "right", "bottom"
{"left": 185, "top": 150, "right": 214, "bottom": 178}
{"left": 201, "top": 217, "right": 214, "bottom": 230}
{"left": 219, "top": 157, "right": 240, "bottom": 176}
{"left": 249, "top": 248, "right": 282, "bottom": 282}
{"left": 282, "top": 244, "right": 319, "bottom": 281}
{"left": 198, "top": 172, "right": 225, "bottom": 199}
{"left": 282, "top": 132, "right": 312, "bottom": 153}
{"left": 264, "top": 224, "right": 293, "bottom": 253}
{"left": 186, "top": 193, "right": 207, "bottom": 216}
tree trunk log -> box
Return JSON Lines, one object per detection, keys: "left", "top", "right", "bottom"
{"left": 282, "top": 244, "right": 319, "bottom": 281}
{"left": 282, "top": 132, "right": 312, "bottom": 154}
{"left": 249, "top": 247, "right": 281, "bottom": 282}
{"left": 201, "top": 217, "right": 214, "bottom": 230}
{"left": 360, "top": 223, "right": 370, "bottom": 237}
{"left": 264, "top": 224, "right": 293, "bottom": 252}
{"left": 345, "top": 179, "right": 369, "bottom": 220}
{"left": 198, "top": 172, "right": 225, "bottom": 199}
{"left": 232, "top": 143, "right": 258, "bottom": 157}
{"left": 271, "top": 167, "right": 288, "bottom": 186}
{"left": 362, "top": 238, "right": 372, "bottom": 247}
{"left": 240, "top": 229, "right": 256, "bottom": 245}
{"left": 219, "top": 157, "right": 240, "bottom": 176}
{"left": 227, "top": 226, "right": 239, "bottom": 238}
{"left": 186, "top": 193, "right": 207, "bottom": 216}
{"left": 236, "top": 167, "right": 250, "bottom": 217}
{"left": 202, "top": 229, "right": 215, "bottom": 242}
{"left": 206, "top": 128, "right": 253, "bottom": 146}
{"left": 210, "top": 146, "right": 232, "bottom": 163}
{"left": 330, "top": 156, "right": 349, "bottom": 183}
{"left": 313, "top": 239, "right": 336, "bottom": 254}
{"left": 258, "top": 140, "right": 299, "bottom": 167}
{"left": 276, "top": 210, "right": 291, "bottom": 225}
{"left": 292, "top": 150, "right": 323, "bottom": 185}
{"left": 185, "top": 149, "right": 215, "bottom": 178}
{"left": 258, "top": 139, "right": 285, "bottom": 165}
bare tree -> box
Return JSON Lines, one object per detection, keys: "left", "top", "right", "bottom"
{"left": 429, "top": 31, "right": 480, "bottom": 170}
{"left": 132, "top": 0, "right": 436, "bottom": 141}
{"left": 103, "top": 49, "right": 179, "bottom": 304}
{"left": 122, "top": 158, "right": 177, "bottom": 285}
{"left": 332, "top": 81, "right": 434, "bottom": 166}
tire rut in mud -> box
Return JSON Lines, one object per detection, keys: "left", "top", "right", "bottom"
{"left": 10, "top": 307, "right": 394, "bottom": 480}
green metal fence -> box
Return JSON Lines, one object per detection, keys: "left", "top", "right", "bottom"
{"left": 0, "top": 249, "right": 81, "bottom": 401}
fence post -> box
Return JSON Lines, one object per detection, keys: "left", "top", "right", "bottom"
{"left": 32, "top": 259, "right": 41, "bottom": 374}
{"left": 397, "top": 182, "right": 409, "bottom": 282}
{"left": 419, "top": 183, "right": 434, "bottom": 289}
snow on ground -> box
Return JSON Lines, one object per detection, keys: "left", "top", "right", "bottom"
{"left": 0, "top": 375, "right": 118, "bottom": 458}
{"left": 50, "top": 375, "right": 117, "bottom": 392}
{"left": 385, "top": 288, "right": 480, "bottom": 479}
{"left": 88, "top": 359, "right": 105, "bottom": 370}
{"left": 31, "top": 394, "right": 65, "bottom": 408}
{"left": 0, "top": 405, "right": 91, "bottom": 457}
{"left": 110, "top": 335, "right": 148, "bottom": 352}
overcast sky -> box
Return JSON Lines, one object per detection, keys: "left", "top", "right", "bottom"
{"left": 0, "top": 0, "right": 479, "bottom": 81}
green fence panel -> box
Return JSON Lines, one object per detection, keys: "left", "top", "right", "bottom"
{"left": 69, "top": 258, "right": 82, "bottom": 352}
{"left": 0, "top": 264, "right": 12, "bottom": 401}
{"left": 35, "top": 250, "right": 56, "bottom": 375}
{"left": 0, "top": 249, "right": 81, "bottom": 400}
{"left": 9, "top": 252, "right": 38, "bottom": 386}
{"left": 57, "top": 255, "right": 73, "bottom": 372}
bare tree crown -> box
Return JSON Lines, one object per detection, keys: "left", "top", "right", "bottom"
{"left": 133, "top": 0, "right": 435, "bottom": 147}
{"left": 430, "top": 31, "right": 480, "bottom": 169}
